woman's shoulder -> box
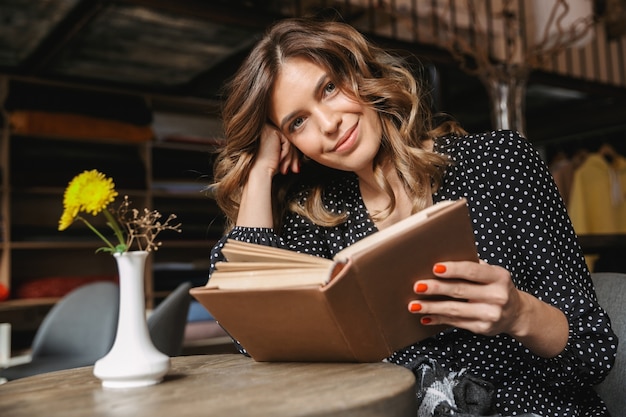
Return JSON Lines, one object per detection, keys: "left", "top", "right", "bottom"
{"left": 434, "top": 129, "right": 530, "bottom": 159}
{"left": 435, "top": 129, "right": 526, "bottom": 148}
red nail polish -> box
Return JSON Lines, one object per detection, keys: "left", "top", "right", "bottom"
{"left": 421, "top": 317, "right": 432, "bottom": 324}
{"left": 414, "top": 283, "right": 428, "bottom": 293}
{"left": 409, "top": 303, "right": 422, "bottom": 312}
{"left": 433, "top": 264, "right": 446, "bottom": 274}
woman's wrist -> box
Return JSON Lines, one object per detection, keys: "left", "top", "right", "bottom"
{"left": 509, "top": 290, "right": 569, "bottom": 358}
{"left": 236, "top": 168, "right": 275, "bottom": 228}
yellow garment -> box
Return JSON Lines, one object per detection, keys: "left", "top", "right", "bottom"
{"left": 568, "top": 152, "right": 626, "bottom": 271}
{"left": 568, "top": 153, "right": 626, "bottom": 235}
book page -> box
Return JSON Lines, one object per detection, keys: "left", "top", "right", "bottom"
{"left": 222, "top": 240, "right": 332, "bottom": 266}
{"left": 207, "top": 267, "right": 332, "bottom": 289}
{"left": 214, "top": 261, "right": 326, "bottom": 272}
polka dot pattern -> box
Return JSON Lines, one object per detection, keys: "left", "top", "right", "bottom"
{"left": 208, "top": 130, "right": 616, "bottom": 416}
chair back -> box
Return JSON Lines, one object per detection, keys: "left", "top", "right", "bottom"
{"left": 32, "top": 281, "right": 119, "bottom": 359}
{"left": 591, "top": 272, "right": 626, "bottom": 416}
{"left": 148, "top": 281, "right": 192, "bottom": 357}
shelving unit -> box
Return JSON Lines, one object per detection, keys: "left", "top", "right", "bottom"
{"left": 148, "top": 141, "right": 223, "bottom": 303}
{"left": 0, "top": 78, "right": 225, "bottom": 347}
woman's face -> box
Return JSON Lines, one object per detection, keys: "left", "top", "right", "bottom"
{"left": 269, "top": 57, "right": 382, "bottom": 176}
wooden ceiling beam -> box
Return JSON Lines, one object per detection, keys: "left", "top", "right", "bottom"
{"left": 19, "top": 0, "right": 108, "bottom": 75}
{"left": 115, "top": 0, "right": 283, "bottom": 29}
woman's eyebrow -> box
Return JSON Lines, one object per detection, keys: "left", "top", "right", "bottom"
{"left": 278, "top": 72, "right": 328, "bottom": 131}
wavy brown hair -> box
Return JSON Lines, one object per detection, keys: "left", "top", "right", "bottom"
{"left": 213, "top": 17, "right": 464, "bottom": 232}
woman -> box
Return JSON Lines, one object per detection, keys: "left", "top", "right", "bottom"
{"left": 208, "top": 17, "right": 616, "bottom": 416}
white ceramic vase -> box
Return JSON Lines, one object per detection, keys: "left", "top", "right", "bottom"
{"left": 93, "top": 251, "right": 170, "bottom": 388}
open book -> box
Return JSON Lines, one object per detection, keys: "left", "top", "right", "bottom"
{"left": 190, "top": 198, "right": 478, "bottom": 362}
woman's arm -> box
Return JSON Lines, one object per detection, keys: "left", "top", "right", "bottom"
{"left": 236, "top": 125, "right": 300, "bottom": 228}
{"left": 209, "top": 125, "right": 300, "bottom": 276}
{"left": 414, "top": 130, "right": 616, "bottom": 386}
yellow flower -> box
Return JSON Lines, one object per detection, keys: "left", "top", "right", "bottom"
{"left": 58, "top": 206, "right": 78, "bottom": 231}
{"left": 63, "top": 169, "right": 118, "bottom": 216}
{"left": 58, "top": 170, "right": 125, "bottom": 253}
{"left": 58, "top": 170, "right": 181, "bottom": 254}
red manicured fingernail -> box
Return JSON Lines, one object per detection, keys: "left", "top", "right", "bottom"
{"left": 409, "top": 302, "right": 422, "bottom": 312}
{"left": 414, "top": 283, "right": 428, "bottom": 293}
{"left": 421, "top": 317, "right": 432, "bottom": 324}
{"left": 433, "top": 264, "right": 446, "bottom": 274}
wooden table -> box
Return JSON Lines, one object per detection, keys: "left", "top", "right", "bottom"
{"left": 0, "top": 354, "right": 417, "bottom": 417}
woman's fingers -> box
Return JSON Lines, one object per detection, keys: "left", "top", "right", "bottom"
{"left": 415, "top": 261, "right": 507, "bottom": 301}
{"left": 256, "top": 125, "right": 300, "bottom": 175}
{"left": 278, "top": 137, "right": 300, "bottom": 174}
{"left": 409, "top": 297, "right": 506, "bottom": 336}
{"left": 431, "top": 260, "right": 495, "bottom": 284}
{"left": 409, "top": 260, "right": 522, "bottom": 336}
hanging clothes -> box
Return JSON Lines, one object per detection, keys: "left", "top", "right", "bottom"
{"left": 549, "top": 150, "right": 575, "bottom": 206}
{"left": 568, "top": 144, "right": 626, "bottom": 272}
{"left": 568, "top": 146, "right": 626, "bottom": 234}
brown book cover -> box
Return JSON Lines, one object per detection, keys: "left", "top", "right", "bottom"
{"left": 190, "top": 198, "right": 478, "bottom": 362}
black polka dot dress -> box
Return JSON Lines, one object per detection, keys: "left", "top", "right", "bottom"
{"left": 208, "top": 130, "right": 617, "bottom": 416}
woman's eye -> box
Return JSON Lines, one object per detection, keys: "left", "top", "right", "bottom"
{"left": 290, "top": 117, "right": 304, "bottom": 131}
{"left": 324, "top": 82, "right": 336, "bottom": 94}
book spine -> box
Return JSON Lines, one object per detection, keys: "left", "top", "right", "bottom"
{"left": 323, "top": 261, "right": 393, "bottom": 362}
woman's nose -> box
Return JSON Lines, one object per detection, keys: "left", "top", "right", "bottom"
{"left": 317, "top": 105, "right": 340, "bottom": 135}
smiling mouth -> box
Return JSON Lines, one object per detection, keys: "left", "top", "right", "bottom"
{"left": 333, "top": 123, "right": 358, "bottom": 152}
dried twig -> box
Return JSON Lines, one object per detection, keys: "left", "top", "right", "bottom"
{"left": 115, "top": 196, "right": 182, "bottom": 252}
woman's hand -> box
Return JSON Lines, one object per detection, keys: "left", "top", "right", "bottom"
{"left": 236, "top": 125, "right": 301, "bottom": 228}
{"left": 409, "top": 261, "right": 569, "bottom": 357}
{"left": 409, "top": 261, "right": 522, "bottom": 336}
{"left": 251, "top": 124, "right": 301, "bottom": 177}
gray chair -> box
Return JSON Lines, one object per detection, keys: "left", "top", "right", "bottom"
{"left": 591, "top": 272, "right": 626, "bottom": 416}
{"left": 0, "top": 281, "right": 119, "bottom": 381}
{"left": 147, "top": 281, "right": 192, "bottom": 357}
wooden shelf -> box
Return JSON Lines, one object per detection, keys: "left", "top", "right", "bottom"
{"left": 0, "top": 78, "right": 225, "bottom": 341}
{"left": 0, "top": 298, "right": 58, "bottom": 311}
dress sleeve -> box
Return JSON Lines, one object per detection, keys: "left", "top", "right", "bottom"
{"left": 485, "top": 131, "right": 617, "bottom": 387}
